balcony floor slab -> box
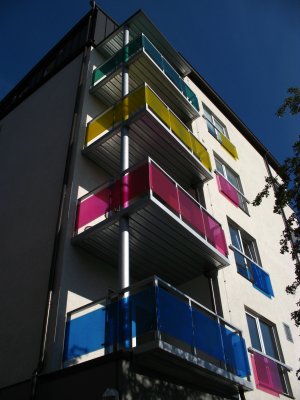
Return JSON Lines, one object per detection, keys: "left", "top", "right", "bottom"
{"left": 73, "top": 195, "right": 229, "bottom": 285}
{"left": 83, "top": 108, "right": 212, "bottom": 187}
{"left": 132, "top": 340, "right": 253, "bottom": 397}
{"left": 90, "top": 51, "right": 198, "bottom": 123}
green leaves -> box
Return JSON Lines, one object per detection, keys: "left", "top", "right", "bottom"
{"left": 253, "top": 88, "right": 300, "bottom": 330}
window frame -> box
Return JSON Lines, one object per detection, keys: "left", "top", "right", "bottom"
{"left": 202, "top": 104, "right": 229, "bottom": 140}
{"left": 215, "top": 156, "right": 249, "bottom": 213}
{"left": 246, "top": 311, "right": 292, "bottom": 397}
{"left": 246, "top": 312, "right": 280, "bottom": 359}
{"left": 229, "top": 223, "right": 261, "bottom": 267}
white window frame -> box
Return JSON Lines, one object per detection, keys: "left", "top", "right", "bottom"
{"left": 202, "top": 104, "right": 229, "bottom": 140}
{"left": 229, "top": 223, "right": 260, "bottom": 266}
{"left": 246, "top": 311, "right": 279, "bottom": 357}
{"left": 246, "top": 311, "right": 292, "bottom": 396}
{"left": 215, "top": 156, "right": 249, "bottom": 213}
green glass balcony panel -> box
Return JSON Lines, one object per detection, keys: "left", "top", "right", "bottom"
{"left": 182, "top": 82, "right": 200, "bottom": 111}
{"left": 142, "top": 35, "right": 163, "bottom": 69}
{"left": 92, "top": 34, "right": 199, "bottom": 112}
{"left": 126, "top": 35, "right": 143, "bottom": 61}
{"left": 162, "top": 58, "right": 183, "bottom": 90}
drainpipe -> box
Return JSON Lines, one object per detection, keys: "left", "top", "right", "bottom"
{"left": 30, "top": 8, "right": 96, "bottom": 399}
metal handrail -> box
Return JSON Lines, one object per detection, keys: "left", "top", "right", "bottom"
{"left": 248, "top": 347, "right": 292, "bottom": 371}
{"left": 229, "top": 244, "right": 271, "bottom": 277}
{"left": 77, "top": 157, "right": 221, "bottom": 229}
{"left": 214, "top": 170, "right": 249, "bottom": 204}
{"left": 66, "top": 275, "right": 242, "bottom": 335}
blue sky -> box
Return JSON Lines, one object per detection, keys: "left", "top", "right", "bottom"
{"left": 1, "top": 0, "right": 300, "bottom": 163}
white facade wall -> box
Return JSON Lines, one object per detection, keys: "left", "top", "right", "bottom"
{"left": 188, "top": 77, "right": 300, "bottom": 399}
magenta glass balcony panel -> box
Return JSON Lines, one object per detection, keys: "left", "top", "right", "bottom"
{"left": 149, "top": 163, "right": 180, "bottom": 215}
{"left": 76, "top": 186, "right": 113, "bottom": 232}
{"left": 177, "top": 187, "right": 206, "bottom": 236}
{"left": 122, "top": 163, "right": 150, "bottom": 207}
{"left": 216, "top": 174, "right": 239, "bottom": 207}
{"left": 202, "top": 210, "right": 228, "bottom": 256}
{"left": 252, "top": 352, "right": 283, "bottom": 394}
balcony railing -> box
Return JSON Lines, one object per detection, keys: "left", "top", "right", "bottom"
{"left": 64, "top": 276, "right": 251, "bottom": 392}
{"left": 216, "top": 171, "right": 249, "bottom": 213}
{"left": 230, "top": 245, "right": 274, "bottom": 297}
{"left": 75, "top": 159, "right": 227, "bottom": 257}
{"left": 203, "top": 116, "right": 238, "bottom": 159}
{"left": 249, "top": 348, "right": 292, "bottom": 397}
{"left": 86, "top": 85, "right": 212, "bottom": 174}
{"left": 92, "top": 34, "right": 199, "bottom": 113}
{"left": 74, "top": 159, "right": 228, "bottom": 282}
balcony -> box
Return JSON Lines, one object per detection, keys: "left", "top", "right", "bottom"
{"left": 91, "top": 34, "right": 199, "bottom": 122}
{"left": 73, "top": 159, "right": 229, "bottom": 284}
{"left": 230, "top": 246, "right": 274, "bottom": 298}
{"left": 63, "top": 277, "right": 252, "bottom": 396}
{"left": 84, "top": 85, "right": 212, "bottom": 186}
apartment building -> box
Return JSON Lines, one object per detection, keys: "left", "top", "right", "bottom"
{"left": 0, "top": 5, "right": 298, "bottom": 399}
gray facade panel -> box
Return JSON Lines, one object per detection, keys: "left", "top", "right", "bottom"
{"left": 0, "top": 54, "right": 83, "bottom": 388}
{"left": 94, "top": 9, "right": 118, "bottom": 45}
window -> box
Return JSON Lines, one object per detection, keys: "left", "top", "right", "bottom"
{"left": 229, "top": 223, "right": 274, "bottom": 297}
{"left": 202, "top": 105, "right": 238, "bottom": 159}
{"left": 215, "top": 157, "right": 249, "bottom": 213}
{"left": 246, "top": 312, "right": 292, "bottom": 397}
{"left": 203, "top": 105, "right": 228, "bottom": 140}
{"left": 246, "top": 313, "right": 279, "bottom": 358}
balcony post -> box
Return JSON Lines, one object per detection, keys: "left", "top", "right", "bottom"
{"left": 118, "top": 25, "right": 131, "bottom": 350}
{"left": 119, "top": 24, "right": 130, "bottom": 291}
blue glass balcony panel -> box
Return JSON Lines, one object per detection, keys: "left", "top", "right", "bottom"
{"left": 251, "top": 262, "right": 274, "bottom": 298}
{"left": 64, "top": 280, "right": 250, "bottom": 380}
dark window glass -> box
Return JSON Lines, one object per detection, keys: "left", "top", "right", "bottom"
{"left": 246, "top": 314, "right": 262, "bottom": 352}
{"left": 242, "top": 239, "right": 257, "bottom": 263}
{"left": 259, "top": 320, "right": 279, "bottom": 360}
{"left": 215, "top": 158, "right": 223, "bottom": 175}
{"left": 229, "top": 225, "right": 241, "bottom": 250}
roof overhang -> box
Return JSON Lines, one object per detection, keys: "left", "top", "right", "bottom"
{"left": 95, "top": 10, "right": 191, "bottom": 77}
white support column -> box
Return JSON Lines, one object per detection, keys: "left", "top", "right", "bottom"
{"left": 119, "top": 24, "right": 130, "bottom": 291}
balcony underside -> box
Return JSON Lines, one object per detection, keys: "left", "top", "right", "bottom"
{"left": 133, "top": 340, "right": 253, "bottom": 396}
{"left": 73, "top": 195, "right": 229, "bottom": 285}
{"left": 83, "top": 109, "right": 212, "bottom": 187}
{"left": 90, "top": 51, "right": 198, "bottom": 122}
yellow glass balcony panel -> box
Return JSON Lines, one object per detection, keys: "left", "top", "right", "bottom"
{"left": 145, "top": 87, "right": 171, "bottom": 128}
{"left": 86, "top": 108, "right": 115, "bottom": 144}
{"left": 125, "top": 86, "right": 146, "bottom": 120}
{"left": 114, "top": 101, "right": 123, "bottom": 124}
{"left": 190, "top": 135, "right": 212, "bottom": 171}
{"left": 86, "top": 88, "right": 146, "bottom": 145}
{"left": 169, "top": 112, "right": 192, "bottom": 151}
{"left": 220, "top": 133, "right": 238, "bottom": 159}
